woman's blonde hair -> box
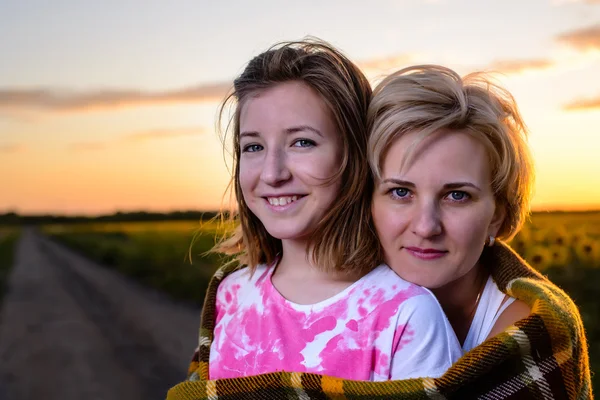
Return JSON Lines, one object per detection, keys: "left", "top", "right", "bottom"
{"left": 212, "top": 38, "right": 380, "bottom": 274}
{"left": 368, "top": 65, "right": 535, "bottom": 240}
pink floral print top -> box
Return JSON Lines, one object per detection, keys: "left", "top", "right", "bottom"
{"left": 209, "top": 263, "right": 461, "bottom": 381}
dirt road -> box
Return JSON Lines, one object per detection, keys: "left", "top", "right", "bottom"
{"left": 0, "top": 228, "right": 202, "bottom": 400}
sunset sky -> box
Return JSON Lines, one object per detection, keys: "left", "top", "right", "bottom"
{"left": 1, "top": 0, "right": 600, "bottom": 215}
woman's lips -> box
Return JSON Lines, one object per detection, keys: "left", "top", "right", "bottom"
{"left": 404, "top": 247, "right": 448, "bottom": 260}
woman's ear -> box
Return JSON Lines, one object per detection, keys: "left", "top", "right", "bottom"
{"left": 489, "top": 202, "right": 506, "bottom": 237}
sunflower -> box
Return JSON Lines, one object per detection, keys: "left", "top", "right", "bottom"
{"left": 511, "top": 226, "right": 536, "bottom": 254}
{"left": 575, "top": 239, "right": 600, "bottom": 267}
{"left": 545, "top": 227, "right": 569, "bottom": 247}
{"left": 568, "top": 229, "right": 588, "bottom": 247}
{"left": 532, "top": 228, "right": 551, "bottom": 245}
{"left": 516, "top": 226, "right": 533, "bottom": 241}
{"left": 525, "top": 245, "right": 553, "bottom": 272}
{"left": 548, "top": 245, "right": 571, "bottom": 267}
{"left": 509, "top": 236, "right": 527, "bottom": 257}
{"left": 585, "top": 224, "right": 600, "bottom": 237}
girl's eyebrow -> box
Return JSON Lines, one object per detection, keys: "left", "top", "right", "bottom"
{"left": 240, "top": 125, "right": 323, "bottom": 139}
{"left": 285, "top": 125, "right": 323, "bottom": 137}
{"left": 239, "top": 131, "right": 259, "bottom": 139}
{"left": 381, "top": 179, "right": 481, "bottom": 192}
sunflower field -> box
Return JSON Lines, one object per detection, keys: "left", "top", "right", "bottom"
{"left": 38, "top": 211, "right": 599, "bottom": 388}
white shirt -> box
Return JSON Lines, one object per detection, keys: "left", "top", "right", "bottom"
{"left": 462, "top": 275, "right": 516, "bottom": 352}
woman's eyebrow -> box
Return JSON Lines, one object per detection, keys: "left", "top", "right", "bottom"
{"left": 443, "top": 182, "right": 481, "bottom": 191}
{"left": 381, "top": 179, "right": 415, "bottom": 188}
{"left": 380, "top": 179, "right": 482, "bottom": 192}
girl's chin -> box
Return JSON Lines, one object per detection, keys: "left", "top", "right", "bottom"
{"left": 264, "top": 228, "right": 312, "bottom": 242}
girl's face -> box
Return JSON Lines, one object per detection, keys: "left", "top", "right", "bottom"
{"left": 371, "top": 129, "right": 505, "bottom": 289}
{"left": 238, "top": 81, "right": 342, "bottom": 242}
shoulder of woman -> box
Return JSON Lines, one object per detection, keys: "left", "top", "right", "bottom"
{"left": 486, "top": 298, "right": 531, "bottom": 340}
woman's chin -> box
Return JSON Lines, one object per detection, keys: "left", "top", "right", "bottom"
{"left": 387, "top": 262, "right": 450, "bottom": 289}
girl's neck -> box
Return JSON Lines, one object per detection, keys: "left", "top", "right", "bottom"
{"left": 431, "top": 264, "right": 488, "bottom": 345}
{"left": 270, "top": 238, "right": 362, "bottom": 305}
{"left": 276, "top": 238, "right": 329, "bottom": 280}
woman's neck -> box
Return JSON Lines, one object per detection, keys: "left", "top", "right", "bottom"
{"left": 431, "top": 264, "right": 488, "bottom": 345}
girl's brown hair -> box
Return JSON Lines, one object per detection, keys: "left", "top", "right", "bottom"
{"left": 212, "top": 38, "right": 380, "bottom": 274}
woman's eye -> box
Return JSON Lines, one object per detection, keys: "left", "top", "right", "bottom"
{"left": 242, "top": 144, "right": 263, "bottom": 153}
{"left": 293, "top": 139, "right": 315, "bottom": 148}
{"left": 391, "top": 188, "right": 411, "bottom": 199}
{"left": 447, "top": 191, "right": 470, "bottom": 201}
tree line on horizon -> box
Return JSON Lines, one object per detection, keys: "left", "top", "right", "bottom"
{"left": 0, "top": 210, "right": 224, "bottom": 225}
{"left": 0, "top": 209, "right": 598, "bottom": 226}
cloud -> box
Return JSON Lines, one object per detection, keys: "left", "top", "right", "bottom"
{"left": 357, "top": 54, "right": 417, "bottom": 77}
{"left": 0, "top": 82, "right": 231, "bottom": 114}
{"left": 0, "top": 112, "right": 39, "bottom": 123}
{"left": 124, "top": 127, "right": 207, "bottom": 142}
{"left": 360, "top": 54, "right": 556, "bottom": 78}
{"left": 485, "top": 58, "right": 556, "bottom": 74}
{"left": 563, "top": 95, "right": 600, "bottom": 111}
{"left": 358, "top": 54, "right": 415, "bottom": 72}
{"left": 68, "top": 127, "right": 207, "bottom": 151}
{"left": 68, "top": 142, "right": 108, "bottom": 151}
{"left": 0, "top": 143, "right": 25, "bottom": 153}
{"left": 556, "top": 24, "right": 600, "bottom": 51}
{"left": 554, "top": 0, "right": 600, "bottom": 4}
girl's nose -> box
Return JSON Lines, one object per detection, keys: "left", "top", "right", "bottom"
{"left": 260, "top": 148, "right": 291, "bottom": 185}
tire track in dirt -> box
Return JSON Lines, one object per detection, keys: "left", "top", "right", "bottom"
{"left": 0, "top": 228, "right": 202, "bottom": 400}
{"left": 38, "top": 236, "right": 190, "bottom": 397}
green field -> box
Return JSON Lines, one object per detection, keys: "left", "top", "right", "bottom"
{"left": 42, "top": 220, "right": 231, "bottom": 305}
{"left": 22, "top": 211, "right": 600, "bottom": 389}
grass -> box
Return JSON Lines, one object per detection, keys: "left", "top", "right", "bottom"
{"left": 42, "top": 220, "right": 232, "bottom": 305}
{"left": 0, "top": 229, "right": 20, "bottom": 304}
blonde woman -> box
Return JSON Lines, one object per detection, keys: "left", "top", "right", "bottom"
{"left": 368, "top": 65, "right": 592, "bottom": 397}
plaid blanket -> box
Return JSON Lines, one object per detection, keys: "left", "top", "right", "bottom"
{"left": 167, "top": 242, "right": 593, "bottom": 399}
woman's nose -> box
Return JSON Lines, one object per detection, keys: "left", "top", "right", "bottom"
{"left": 411, "top": 201, "right": 442, "bottom": 238}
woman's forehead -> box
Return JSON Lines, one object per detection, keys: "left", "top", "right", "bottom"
{"left": 381, "top": 130, "right": 492, "bottom": 184}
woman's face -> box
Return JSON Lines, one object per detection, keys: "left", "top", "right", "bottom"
{"left": 238, "top": 81, "right": 342, "bottom": 241}
{"left": 371, "top": 129, "right": 504, "bottom": 289}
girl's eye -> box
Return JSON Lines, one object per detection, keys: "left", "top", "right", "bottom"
{"left": 447, "top": 191, "right": 470, "bottom": 201}
{"left": 242, "top": 144, "right": 263, "bottom": 153}
{"left": 390, "top": 188, "right": 411, "bottom": 199}
{"left": 293, "top": 139, "right": 316, "bottom": 148}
